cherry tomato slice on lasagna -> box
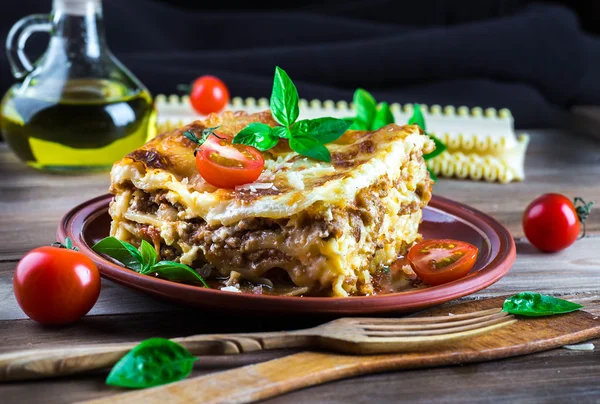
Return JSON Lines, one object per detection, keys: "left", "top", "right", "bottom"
{"left": 196, "top": 134, "right": 264, "bottom": 189}
{"left": 407, "top": 239, "right": 478, "bottom": 286}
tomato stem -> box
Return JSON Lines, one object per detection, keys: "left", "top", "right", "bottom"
{"left": 202, "top": 126, "right": 224, "bottom": 140}
{"left": 574, "top": 197, "right": 594, "bottom": 239}
{"left": 184, "top": 127, "right": 224, "bottom": 157}
{"left": 51, "top": 237, "right": 79, "bottom": 251}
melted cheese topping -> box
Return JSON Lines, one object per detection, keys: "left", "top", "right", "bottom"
{"left": 111, "top": 116, "right": 432, "bottom": 226}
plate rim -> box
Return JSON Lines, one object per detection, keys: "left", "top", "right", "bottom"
{"left": 57, "top": 194, "right": 516, "bottom": 314}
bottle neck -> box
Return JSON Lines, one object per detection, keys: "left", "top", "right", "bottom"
{"left": 51, "top": 0, "right": 107, "bottom": 58}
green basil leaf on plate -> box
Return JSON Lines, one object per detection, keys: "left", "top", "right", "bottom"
{"left": 352, "top": 89, "right": 377, "bottom": 130}
{"left": 270, "top": 66, "right": 299, "bottom": 127}
{"left": 289, "top": 133, "right": 331, "bottom": 162}
{"left": 372, "top": 102, "right": 394, "bottom": 130}
{"left": 106, "top": 338, "right": 197, "bottom": 389}
{"left": 139, "top": 240, "right": 157, "bottom": 272}
{"left": 408, "top": 103, "right": 426, "bottom": 131}
{"left": 294, "top": 117, "right": 352, "bottom": 144}
{"left": 151, "top": 261, "right": 209, "bottom": 288}
{"left": 502, "top": 292, "right": 583, "bottom": 317}
{"left": 271, "top": 125, "right": 291, "bottom": 139}
{"left": 233, "top": 122, "right": 278, "bottom": 151}
{"left": 92, "top": 236, "right": 143, "bottom": 272}
{"left": 424, "top": 134, "right": 448, "bottom": 160}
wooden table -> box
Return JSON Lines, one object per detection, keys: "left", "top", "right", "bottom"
{"left": 1, "top": 129, "right": 600, "bottom": 403}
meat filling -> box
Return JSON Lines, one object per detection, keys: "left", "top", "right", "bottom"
{"left": 121, "top": 174, "right": 428, "bottom": 294}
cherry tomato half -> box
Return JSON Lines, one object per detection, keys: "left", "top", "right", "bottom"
{"left": 13, "top": 244, "right": 101, "bottom": 325}
{"left": 523, "top": 193, "right": 581, "bottom": 252}
{"left": 196, "top": 134, "right": 265, "bottom": 188}
{"left": 189, "top": 75, "right": 230, "bottom": 115}
{"left": 407, "top": 239, "right": 478, "bottom": 286}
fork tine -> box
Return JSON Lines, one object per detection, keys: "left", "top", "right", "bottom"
{"left": 362, "top": 314, "right": 516, "bottom": 338}
{"left": 353, "top": 308, "right": 503, "bottom": 325}
{"left": 362, "top": 311, "right": 509, "bottom": 331}
{"left": 350, "top": 318, "right": 519, "bottom": 350}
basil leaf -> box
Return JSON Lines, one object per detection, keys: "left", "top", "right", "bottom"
{"left": 372, "top": 102, "right": 395, "bottom": 130}
{"left": 350, "top": 120, "right": 370, "bottom": 130}
{"left": 352, "top": 89, "right": 377, "bottom": 131}
{"left": 424, "top": 134, "right": 447, "bottom": 160}
{"left": 342, "top": 117, "right": 355, "bottom": 126}
{"left": 407, "top": 104, "right": 447, "bottom": 162}
{"left": 408, "top": 103, "right": 426, "bottom": 131}
{"left": 92, "top": 237, "right": 143, "bottom": 272}
{"left": 233, "top": 122, "right": 278, "bottom": 151}
{"left": 106, "top": 338, "right": 197, "bottom": 389}
{"left": 502, "top": 292, "right": 583, "bottom": 317}
{"left": 293, "top": 118, "right": 351, "bottom": 144}
{"left": 150, "top": 261, "right": 209, "bottom": 288}
{"left": 349, "top": 118, "right": 369, "bottom": 130}
{"left": 271, "top": 125, "right": 291, "bottom": 139}
{"left": 270, "top": 67, "right": 299, "bottom": 127}
{"left": 427, "top": 167, "right": 438, "bottom": 182}
{"left": 289, "top": 133, "right": 331, "bottom": 162}
{"left": 139, "top": 240, "right": 158, "bottom": 272}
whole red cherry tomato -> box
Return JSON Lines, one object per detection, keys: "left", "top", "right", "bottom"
{"left": 189, "top": 75, "right": 230, "bottom": 115}
{"left": 13, "top": 238, "right": 101, "bottom": 325}
{"left": 523, "top": 194, "right": 593, "bottom": 252}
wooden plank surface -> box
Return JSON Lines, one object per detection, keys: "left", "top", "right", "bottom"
{"left": 1, "top": 298, "right": 599, "bottom": 404}
{"left": 1, "top": 128, "right": 600, "bottom": 403}
{"left": 74, "top": 297, "right": 600, "bottom": 404}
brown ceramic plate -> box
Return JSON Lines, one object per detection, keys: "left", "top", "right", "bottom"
{"left": 57, "top": 194, "right": 515, "bottom": 315}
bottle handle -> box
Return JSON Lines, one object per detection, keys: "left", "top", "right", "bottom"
{"left": 6, "top": 14, "right": 52, "bottom": 79}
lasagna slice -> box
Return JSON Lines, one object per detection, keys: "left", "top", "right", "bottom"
{"left": 108, "top": 110, "right": 434, "bottom": 297}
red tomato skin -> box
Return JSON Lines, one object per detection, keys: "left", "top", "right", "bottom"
{"left": 523, "top": 193, "right": 580, "bottom": 252}
{"left": 195, "top": 135, "right": 264, "bottom": 189}
{"left": 407, "top": 239, "right": 478, "bottom": 286}
{"left": 13, "top": 247, "right": 101, "bottom": 325}
{"left": 189, "top": 75, "right": 230, "bottom": 115}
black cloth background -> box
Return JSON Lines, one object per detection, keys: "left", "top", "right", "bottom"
{"left": 2, "top": 0, "right": 600, "bottom": 128}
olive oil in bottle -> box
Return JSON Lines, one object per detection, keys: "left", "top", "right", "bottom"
{"left": 1, "top": 79, "right": 155, "bottom": 171}
{"left": 2, "top": 0, "right": 155, "bottom": 172}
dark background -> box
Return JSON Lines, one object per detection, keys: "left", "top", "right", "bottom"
{"left": 2, "top": 0, "right": 600, "bottom": 128}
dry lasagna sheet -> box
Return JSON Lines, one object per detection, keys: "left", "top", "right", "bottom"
{"left": 108, "top": 110, "right": 434, "bottom": 296}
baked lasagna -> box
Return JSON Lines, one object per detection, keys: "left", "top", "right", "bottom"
{"left": 108, "top": 110, "right": 434, "bottom": 296}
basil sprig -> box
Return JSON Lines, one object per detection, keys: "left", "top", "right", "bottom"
{"left": 106, "top": 338, "right": 197, "bottom": 389}
{"left": 233, "top": 67, "right": 351, "bottom": 162}
{"left": 349, "top": 89, "right": 390, "bottom": 131}
{"left": 502, "top": 292, "right": 583, "bottom": 317}
{"left": 348, "top": 88, "right": 447, "bottom": 181}
{"left": 407, "top": 103, "right": 448, "bottom": 160}
{"left": 92, "top": 237, "right": 209, "bottom": 288}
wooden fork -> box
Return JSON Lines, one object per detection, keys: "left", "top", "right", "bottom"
{"left": 0, "top": 308, "right": 515, "bottom": 382}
